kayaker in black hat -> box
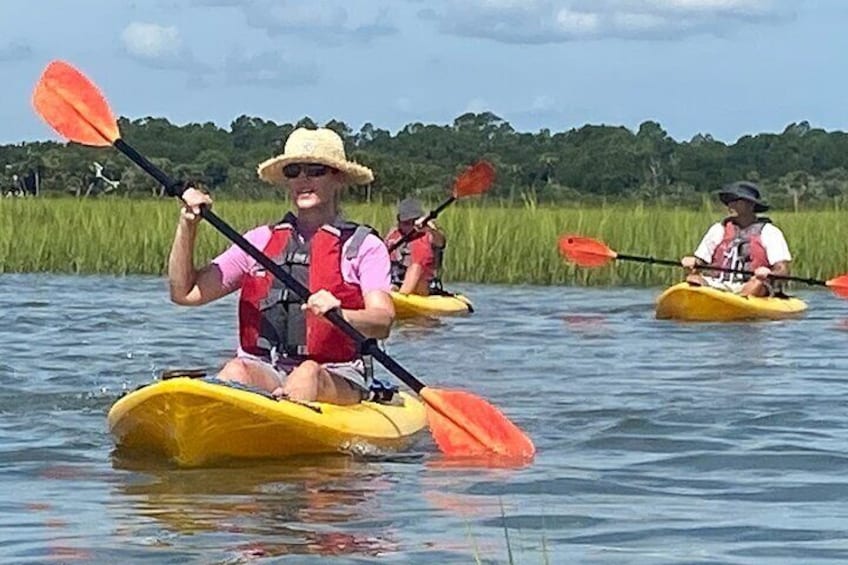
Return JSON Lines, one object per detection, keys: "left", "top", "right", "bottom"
{"left": 680, "top": 181, "right": 792, "bottom": 297}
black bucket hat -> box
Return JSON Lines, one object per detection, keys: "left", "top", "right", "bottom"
{"left": 718, "top": 181, "right": 769, "bottom": 213}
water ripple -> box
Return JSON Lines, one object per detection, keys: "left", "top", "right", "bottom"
{"left": 0, "top": 276, "right": 847, "bottom": 562}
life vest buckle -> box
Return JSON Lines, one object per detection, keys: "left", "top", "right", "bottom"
{"left": 367, "top": 376, "right": 400, "bottom": 405}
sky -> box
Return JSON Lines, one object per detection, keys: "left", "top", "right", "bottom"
{"left": 1, "top": 0, "right": 846, "bottom": 145}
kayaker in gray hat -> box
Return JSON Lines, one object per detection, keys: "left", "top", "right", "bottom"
{"left": 681, "top": 181, "right": 792, "bottom": 297}
{"left": 385, "top": 197, "right": 447, "bottom": 296}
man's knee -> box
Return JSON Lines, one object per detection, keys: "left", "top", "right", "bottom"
{"left": 291, "top": 360, "right": 321, "bottom": 378}
{"left": 219, "top": 358, "right": 253, "bottom": 381}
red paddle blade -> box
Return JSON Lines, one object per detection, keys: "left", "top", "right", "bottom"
{"left": 826, "top": 275, "right": 848, "bottom": 298}
{"left": 32, "top": 60, "right": 120, "bottom": 146}
{"left": 420, "top": 387, "right": 535, "bottom": 460}
{"left": 557, "top": 235, "right": 617, "bottom": 268}
{"left": 453, "top": 160, "right": 495, "bottom": 198}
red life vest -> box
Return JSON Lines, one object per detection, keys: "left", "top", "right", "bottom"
{"left": 238, "top": 214, "right": 374, "bottom": 364}
{"left": 711, "top": 217, "right": 771, "bottom": 276}
{"left": 386, "top": 228, "right": 437, "bottom": 288}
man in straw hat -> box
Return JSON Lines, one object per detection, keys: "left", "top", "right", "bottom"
{"left": 384, "top": 197, "right": 447, "bottom": 296}
{"left": 168, "top": 127, "right": 393, "bottom": 405}
{"left": 681, "top": 181, "right": 792, "bottom": 297}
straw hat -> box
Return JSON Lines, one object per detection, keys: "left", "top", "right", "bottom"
{"left": 257, "top": 127, "right": 373, "bottom": 186}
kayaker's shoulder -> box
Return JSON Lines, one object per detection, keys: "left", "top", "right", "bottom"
{"left": 760, "top": 222, "right": 787, "bottom": 236}
{"left": 704, "top": 222, "right": 725, "bottom": 237}
{"left": 353, "top": 231, "right": 391, "bottom": 256}
{"left": 241, "top": 225, "right": 274, "bottom": 248}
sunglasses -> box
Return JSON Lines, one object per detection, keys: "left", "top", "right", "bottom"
{"left": 282, "top": 163, "right": 335, "bottom": 179}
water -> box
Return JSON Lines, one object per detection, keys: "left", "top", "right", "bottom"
{"left": 1, "top": 273, "right": 847, "bottom": 563}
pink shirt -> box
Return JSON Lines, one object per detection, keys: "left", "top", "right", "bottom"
{"left": 212, "top": 225, "right": 392, "bottom": 295}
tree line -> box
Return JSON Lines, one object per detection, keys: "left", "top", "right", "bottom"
{"left": 3, "top": 112, "right": 848, "bottom": 209}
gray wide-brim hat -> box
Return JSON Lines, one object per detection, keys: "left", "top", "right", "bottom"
{"left": 718, "top": 181, "right": 769, "bottom": 213}
{"left": 397, "top": 197, "right": 424, "bottom": 221}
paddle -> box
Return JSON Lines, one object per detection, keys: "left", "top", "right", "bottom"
{"left": 33, "top": 60, "right": 535, "bottom": 460}
{"left": 387, "top": 160, "right": 494, "bottom": 253}
{"left": 558, "top": 234, "right": 848, "bottom": 297}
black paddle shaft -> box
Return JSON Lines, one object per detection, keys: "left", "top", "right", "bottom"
{"left": 387, "top": 196, "right": 455, "bottom": 253}
{"left": 615, "top": 252, "right": 826, "bottom": 287}
{"left": 113, "top": 139, "right": 426, "bottom": 394}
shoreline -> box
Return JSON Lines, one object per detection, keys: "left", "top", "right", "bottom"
{"left": 1, "top": 198, "right": 841, "bottom": 286}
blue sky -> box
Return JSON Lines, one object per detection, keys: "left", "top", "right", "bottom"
{"left": 1, "top": 0, "right": 845, "bottom": 144}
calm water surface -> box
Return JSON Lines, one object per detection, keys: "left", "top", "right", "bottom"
{"left": 1, "top": 274, "right": 847, "bottom": 564}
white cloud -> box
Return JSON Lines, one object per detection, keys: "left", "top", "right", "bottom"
{"left": 612, "top": 12, "right": 667, "bottom": 32}
{"left": 121, "top": 22, "right": 182, "bottom": 60}
{"left": 479, "top": 0, "right": 537, "bottom": 7}
{"left": 222, "top": 49, "right": 320, "bottom": 87}
{"left": 421, "top": 0, "right": 790, "bottom": 43}
{"left": 191, "top": 0, "right": 244, "bottom": 5}
{"left": 555, "top": 9, "right": 600, "bottom": 35}
{"left": 118, "top": 21, "right": 319, "bottom": 88}
{"left": 656, "top": 0, "right": 765, "bottom": 10}
{"left": 244, "top": 0, "right": 347, "bottom": 34}
{"left": 120, "top": 22, "right": 211, "bottom": 76}
{"left": 217, "top": 0, "right": 398, "bottom": 43}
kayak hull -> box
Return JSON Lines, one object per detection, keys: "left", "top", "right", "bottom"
{"left": 108, "top": 378, "right": 427, "bottom": 467}
{"left": 655, "top": 282, "right": 808, "bottom": 321}
{"left": 391, "top": 291, "right": 473, "bottom": 319}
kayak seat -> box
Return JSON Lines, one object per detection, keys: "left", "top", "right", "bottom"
{"left": 154, "top": 369, "right": 403, "bottom": 406}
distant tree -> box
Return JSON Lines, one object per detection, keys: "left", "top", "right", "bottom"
{"left": 5, "top": 114, "right": 848, "bottom": 207}
{"left": 295, "top": 116, "right": 317, "bottom": 130}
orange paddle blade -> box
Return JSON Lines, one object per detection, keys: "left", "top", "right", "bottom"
{"left": 420, "top": 387, "right": 535, "bottom": 460}
{"left": 453, "top": 160, "right": 495, "bottom": 198}
{"left": 558, "top": 235, "right": 617, "bottom": 268}
{"left": 826, "top": 274, "right": 848, "bottom": 298}
{"left": 32, "top": 60, "right": 120, "bottom": 146}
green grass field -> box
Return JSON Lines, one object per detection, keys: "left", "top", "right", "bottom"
{"left": 2, "top": 197, "right": 847, "bottom": 287}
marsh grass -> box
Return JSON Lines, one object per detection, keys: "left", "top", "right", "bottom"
{"left": 465, "top": 520, "right": 484, "bottom": 565}
{"left": 2, "top": 197, "right": 847, "bottom": 287}
{"left": 500, "top": 496, "right": 515, "bottom": 565}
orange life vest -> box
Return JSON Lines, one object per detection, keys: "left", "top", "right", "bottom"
{"left": 386, "top": 228, "right": 438, "bottom": 288}
{"left": 711, "top": 217, "right": 771, "bottom": 278}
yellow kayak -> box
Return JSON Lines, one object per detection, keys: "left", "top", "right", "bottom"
{"left": 391, "top": 291, "right": 474, "bottom": 319}
{"left": 108, "top": 377, "right": 427, "bottom": 467}
{"left": 655, "top": 282, "right": 808, "bottom": 321}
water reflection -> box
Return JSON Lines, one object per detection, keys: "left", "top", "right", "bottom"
{"left": 561, "top": 313, "right": 611, "bottom": 336}
{"left": 23, "top": 498, "right": 95, "bottom": 565}
{"left": 393, "top": 316, "right": 446, "bottom": 332}
{"left": 112, "top": 456, "right": 402, "bottom": 559}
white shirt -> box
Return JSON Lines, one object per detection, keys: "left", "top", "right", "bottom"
{"left": 693, "top": 222, "right": 792, "bottom": 266}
